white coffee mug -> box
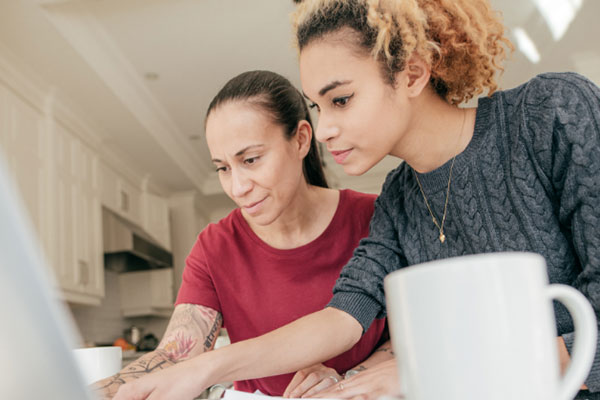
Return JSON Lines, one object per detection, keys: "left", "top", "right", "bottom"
{"left": 72, "top": 346, "right": 122, "bottom": 384}
{"left": 384, "top": 252, "right": 597, "bottom": 400}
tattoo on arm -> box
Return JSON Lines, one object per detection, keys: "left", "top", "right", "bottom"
{"left": 163, "top": 332, "right": 198, "bottom": 361}
{"left": 204, "top": 313, "right": 223, "bottom": 350}
{"left": 92, "top": 304, "right": 223, "bottom": 397}
{"left": 158, "top": 304, "right": 222, "bottom": 361}
{"left": 92, "top": 351, "right": 177, "bottom": 396}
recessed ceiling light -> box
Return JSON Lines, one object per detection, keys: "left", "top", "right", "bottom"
{"left": 513, "top": 27, "right": 541, "bottom": 64}
{"left": 532, "top": 0, "right": 583, "bottom": 41}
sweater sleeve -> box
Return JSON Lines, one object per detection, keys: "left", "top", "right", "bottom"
{"left": 327, "top": 166, "right": 408, "bottom": 333}
{"left": 525, "top": 73, "right": 600, "bottom": 391}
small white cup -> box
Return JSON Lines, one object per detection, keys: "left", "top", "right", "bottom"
{"left": 72, "top": 346, "right": 122, "bottom": 384}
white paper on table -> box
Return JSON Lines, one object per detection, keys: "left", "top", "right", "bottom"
{"left": 222, "top": 389, "right": 341, "bottom": 400}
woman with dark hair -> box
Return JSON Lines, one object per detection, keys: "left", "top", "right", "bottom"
{"left": 93, "top": 70, "right": 389, "bottom": 399}
{"left": 113, "top": 1, "right": 600, "bottom": 399}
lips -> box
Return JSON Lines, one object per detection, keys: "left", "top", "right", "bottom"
{"left": 330, "top": 149, "right": 353, "bottom": 164}
{"left": 243, "top": 197, "right": 266, "bottom": 215}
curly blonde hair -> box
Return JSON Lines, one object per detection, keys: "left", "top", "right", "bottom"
{"left": 292, "top": 0, "right": 514, "bottom": 105}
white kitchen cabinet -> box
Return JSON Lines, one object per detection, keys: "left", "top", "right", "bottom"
{"left": 141, "top": 191, "right": 171, "bottom": 251}
{"left": 99, "top": 161, "right": 119, "bottom": 212}
{"left": 0, "top": 88, "right": 46, "bottom": 243}
{"left": 0, "top": 85, "right": 104, "bottom": 305}
{"left": 99, "top": 162, "right": 144, "bottom": 228}
{"left": 0, "top": 87, "right": 54, "bottom": 284}
{"left": 116, "top": 178, "right": 142, "bottom": 226}
{"left": 100, "top": 162, "right": 171, "bottom": 251}
{"left": 52, "top": 123, "right": 104, "bottom": 305}
{"left": 118, "top": 268, "right": 174, "bottom": 317}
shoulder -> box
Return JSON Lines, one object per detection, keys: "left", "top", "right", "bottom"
{"left": 340, "top": 188, "right": 377, "bottom": 207}
{"left": 193, "top": 208, "right": 242, "bottom": 255}
{"left": 500, "top": 72, "right": 599, "bottom": 111}
{"left": 338, "top": 189, "right": 377, "bottom": 226}
{"left": 493, "top": 72, "right": 599, "bottom": 146}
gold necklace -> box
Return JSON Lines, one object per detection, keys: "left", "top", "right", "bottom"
{"left": 413, "top": 110, "right": 466, "bottom": 243}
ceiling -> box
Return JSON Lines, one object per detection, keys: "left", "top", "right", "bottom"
{"left": 0, "top": 0, "right": 598, "bottom": 207}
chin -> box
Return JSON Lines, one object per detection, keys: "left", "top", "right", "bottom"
{"left": 342, "top": 159, "right": 377, "bottom": 176}
{"left": 245, "top": 211, "right": 277, "bottom": 227}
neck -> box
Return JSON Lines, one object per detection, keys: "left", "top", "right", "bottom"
{"left": 392, "top": 88, "right": 475, "bottom": 174}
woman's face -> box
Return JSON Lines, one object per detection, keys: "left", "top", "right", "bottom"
{"left": 205, "top": 101, "right": 307, "bottom": 226}
{"left": 299, "top": 36, "right": 410, "bottom": 176}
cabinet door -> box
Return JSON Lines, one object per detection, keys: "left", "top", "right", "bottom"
{"left": 116, "top": 178, "right": 142, "bottom": 226}
{"left": 150, "top": 268, "right": 173, "bottom": 308}
{"left": 72, "top": 141, "right": 104, "bottom": 298}
{"left": 3, "top": 91, "right": 46, "bottom": 244}
{"left": 53, "top": 124, "right": 104, "bottom": 303}
{"left": 99, "top": 160, "right": 119, "bottom": 211}
{"left": 142, "top": 192, "right": 171, "bottom": 251}
{"left": 54, "top": 124, "right": 78, "bottom": 292}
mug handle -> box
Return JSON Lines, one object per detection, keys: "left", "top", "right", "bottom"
{"left": 546, "top": 284, "right": 597, "bottom": 400}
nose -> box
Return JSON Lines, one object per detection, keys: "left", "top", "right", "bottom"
{"left": 314, "top": 115, "right": 340, "bottom": 143}
{"left": 230, "top": 167, "right": 252, "bottom": 198}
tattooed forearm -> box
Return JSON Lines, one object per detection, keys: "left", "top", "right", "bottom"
{"left": 163, "top": 332, "right": 198, "bottom": 361}
{"left": 158, "top": 304, "right": 222, "bottom": 360}
{"left": 159, "top": 304, "right": 218, "bottom": 344}
{"left": 92, "top": 305, "right": 223, "bottom": 399}
{"left": 204, "top": 313, "right": 223, "bottom": 350}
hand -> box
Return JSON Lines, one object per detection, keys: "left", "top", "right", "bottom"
{"left": 311, "top": 359, "right": 401, "bottom": 400}
{"left": 90, "top": 377, "right": 119, "bottom": 399}
{"left": 112, "top": 359, "right": 206, "bottom": 400}
{"left": 283, "top": 363, "right": 342, "bottom": 398}
{"left": 557, "top": 336, "right": 588, "bottom": 390}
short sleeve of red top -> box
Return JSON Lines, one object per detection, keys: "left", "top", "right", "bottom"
{"left": 176, "top": 189, "right": 387, "bottom": 396}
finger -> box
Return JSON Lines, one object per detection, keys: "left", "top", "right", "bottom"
{"left": 301, "top": 376, "right": 339, "bottom": 398}
{"left": 284, "top": 366, "right": 324, "bottom": 397}
{"left": 313, "top": 378, "right": 367, "bottom": 399}
{"left": 283, "top": 372, "right": 307, "bottom": 397}
{"left": 289, "top": 372, "right": 335, "bottom": 398}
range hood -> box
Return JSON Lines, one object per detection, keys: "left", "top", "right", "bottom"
{"left": 103, "top": 208, "right": 173, "bottom": 272}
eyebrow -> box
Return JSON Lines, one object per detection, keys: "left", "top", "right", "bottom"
{"left": 318, "top": 80, "right": 352, "bottom": 97}
{"left": 211, "top": 144, "right": 264, "bottom": 163}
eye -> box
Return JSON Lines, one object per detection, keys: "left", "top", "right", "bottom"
{"left": 308, "top": 102, "right": 321, "bottom": 113}
{"left": 244, "top": 156, "right": 260, "bottom": 165}
{"left": 215, "top": 166, "right": 228, "bottom": 173}
{"left": 332, "top": 93, "right": 354, "bottom": 107}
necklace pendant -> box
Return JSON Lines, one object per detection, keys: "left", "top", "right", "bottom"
{"left": 439, "top": 233, "right": 446, "bottom": 243}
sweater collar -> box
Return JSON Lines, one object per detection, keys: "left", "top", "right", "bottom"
{"left": 412, "top": 95, "right": 494, "bottom": 194}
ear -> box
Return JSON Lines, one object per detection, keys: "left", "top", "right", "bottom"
{"left": 294, "top": 120, "right": 313, "bottom": 159}
{"left": 401, "top": 54, "right": 431, "bottom": 98}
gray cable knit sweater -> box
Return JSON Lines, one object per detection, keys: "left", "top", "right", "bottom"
{"left": 328, "top": 72, "right": 600, "bottom": 392}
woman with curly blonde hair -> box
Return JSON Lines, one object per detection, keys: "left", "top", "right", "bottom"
{"left": 113, "top": 1, "right": 600, "bottom": 399}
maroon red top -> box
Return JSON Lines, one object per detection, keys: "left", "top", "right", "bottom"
{"left": 176, "top": 189, "right": 386, "bottom": 395}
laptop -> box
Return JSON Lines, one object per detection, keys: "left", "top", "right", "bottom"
{"left": 0, "top": 157, "right": 93, "bottom": 399}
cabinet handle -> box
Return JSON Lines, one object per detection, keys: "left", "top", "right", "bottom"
{"left": 78, "top": 260, "right": 89, "bottom": 286}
